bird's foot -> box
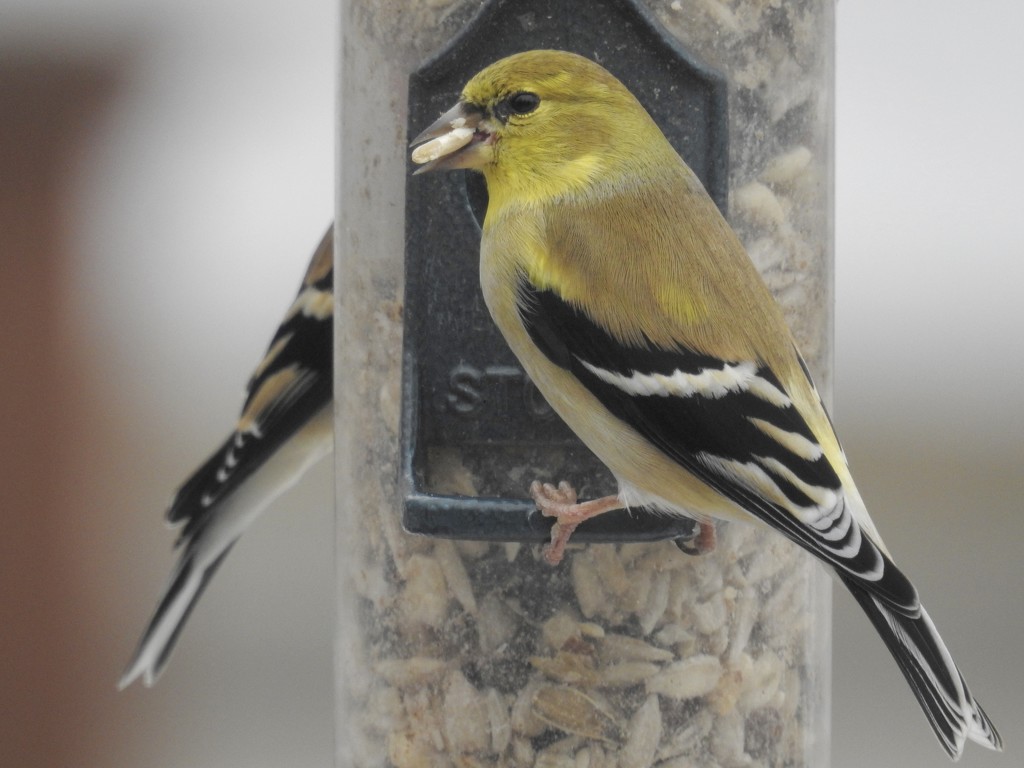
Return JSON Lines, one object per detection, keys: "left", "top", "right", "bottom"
{"left": 675, "top": 520, "right": 717, "bottom": 556}
{"left": 530, "top": 480, "right": 579, "bottom": 518}
{"left": 530, "top": 481, "right": 621, "bottom": 565}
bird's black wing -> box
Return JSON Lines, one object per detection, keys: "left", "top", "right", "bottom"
{"left": 167, "top": 227, "right": 334, "bottom": 543}
{"left": 515, "top": 273, "right": 917, "bottom": 614}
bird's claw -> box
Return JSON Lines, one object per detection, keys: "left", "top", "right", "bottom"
{"left": 674, "top": 520, "right": 717, "bottom": 556}
{"left": 530, "top": 480, "right": 580, "bottom": 519}
{"left": 530, "top": 480, "right": 583, "bottom": 565}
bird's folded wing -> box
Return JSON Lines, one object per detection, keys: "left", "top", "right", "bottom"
{"left": 167, "top": 228, "right": 334, "bottom": 542}
{"left": 515, "top": 271, "right": 918, "bottom": 615}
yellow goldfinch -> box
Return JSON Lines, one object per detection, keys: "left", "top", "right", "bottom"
{"left": 411, "top": 50, "right": 1001, "bottom": 759}
{"left": 119, "top": 226, "right": 334, "bottom": 688}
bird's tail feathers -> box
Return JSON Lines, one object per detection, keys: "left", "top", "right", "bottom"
{"left": 118, "top": 543, "right": 234, "bottom": 689}
{"left": 839, "top": 573, "right": 1002, "bottom": 759}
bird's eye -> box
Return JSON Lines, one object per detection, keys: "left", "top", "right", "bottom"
{"left": 508, "top": 92, "right": 540, "bottom": 114}
{"left": 495, "top": 92, "right": 540, "bottom": 122}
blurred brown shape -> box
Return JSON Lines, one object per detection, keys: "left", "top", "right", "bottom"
{"left": 0, "top": 54, "right": 121, "bottom": 768}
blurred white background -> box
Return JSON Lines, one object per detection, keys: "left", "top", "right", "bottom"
{"left": 0, "top": 2, "right": 1019, "bottom": 767}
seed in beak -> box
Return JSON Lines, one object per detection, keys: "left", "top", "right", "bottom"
{"left": 411, "top": 126, "right": 475, "bottom": 165}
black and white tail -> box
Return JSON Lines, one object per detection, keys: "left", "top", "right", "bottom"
{"left": 840, "top": 574, "right": 1002, "bottom": 759}
{"left": 118, "top": 541, "right": 235, "bottom": 687}
{"left": 118, "top": 406, "right": 332, "bottom": 688}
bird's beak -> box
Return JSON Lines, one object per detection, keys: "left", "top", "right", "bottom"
{"left": 410, "top": 101, "right": 490, "bottom": 174}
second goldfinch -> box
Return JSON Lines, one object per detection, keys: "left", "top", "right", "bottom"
{"left": 120, "top": 226, "right": 334, "bottom": 688}
{"left": 411, "top": 50, "right": 1001, "bottom": 760}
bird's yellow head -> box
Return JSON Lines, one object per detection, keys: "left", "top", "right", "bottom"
{"left": 411, "top": 50, "right": 674, "bottom": 207}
